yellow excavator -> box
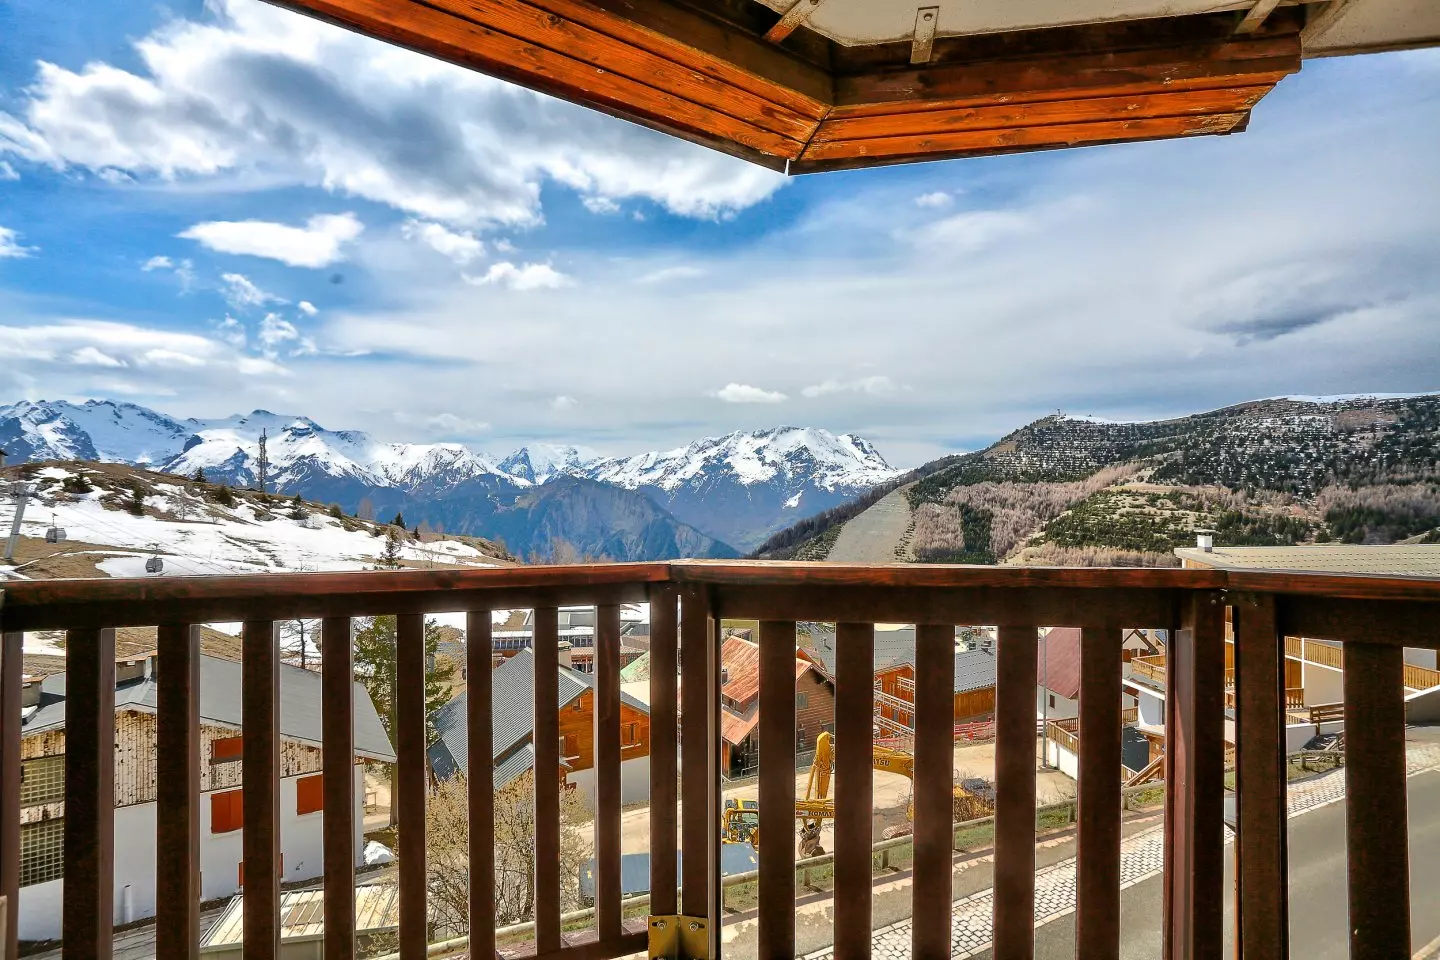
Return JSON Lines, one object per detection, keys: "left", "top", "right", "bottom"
{"left": 796, "top": 731, "right": 995, "bottom": 857}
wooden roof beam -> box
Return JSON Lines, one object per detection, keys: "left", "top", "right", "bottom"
{"left": 764, "top": 0, "right": 827, "bottom": 45}
{"left": 1235, "top": 0, "right": 1284, "bottom": 34}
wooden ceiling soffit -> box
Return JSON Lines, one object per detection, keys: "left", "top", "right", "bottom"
{"left": 264, "top": 0, "right": 1301, "bottom": 174}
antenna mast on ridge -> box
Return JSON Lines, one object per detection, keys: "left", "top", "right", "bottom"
{"left": 257, "top": 428, "right": 270, "bottom": 494}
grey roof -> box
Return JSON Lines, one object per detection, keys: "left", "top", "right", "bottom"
{"left": 1175, "top": 543, "right": 1440, "bottom": 576}
{"left": 952, "top": 646, "right": 998, "bottom": 694}
{"left": 21, "top": 655, "right": 395, "bottom": 763}
{"left": 427, "top": 647, "right": 649, "bottom": 789}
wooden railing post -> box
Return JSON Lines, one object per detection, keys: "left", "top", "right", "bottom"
{"left": 242, "top": 620, "right": 281, "bottom": 960}
{"left": 62, "top": 627, "right": 115, "bottom": 960}
{"left": 679, "top": 586, "right": 720, "bottom": 953}
{"left": 758, "top": 619, "right": 797, "bottom": 960}
{"left": 1232, "top": 593, "right": 1288, "bottom": 960}
{"left": 1076, "top": 625, "right": 1122, "bottom": 960}
{"left": 594, "top": 604, "right": 623, "bottom": 943}
{"left": 1163, "top": 593, "right": 1225, "bottom": 960}
{"left": 321, "top": 616, "right": 356, "bottom": 960}
{"left": 834, "top": 622, "right": 874, "bottom": 960}
{"left": 396, "top": 613, "right": 428, "bottom": 960}
{"left": 648, "top": 585, "right": 679, "bottom": 920}
{"left": 993, "top": 624, "right": 1038, "bottom": 960}
{"left": 1342, "top": 643, "right": 1410, "bottom": 960}
{"left": 912, "top": 623, "right": 956, "bottom": 960}
{"left": 155, "top": 623, "right": 201, "bottom": 960}
{"left": 1, "top": 627, "right": 22, "bottom": 960}
{"left": 467, "top": 610, "right": 496, "bottom": 960}
{"left": 533, "top": 606, "right": 563, "bottom": 955}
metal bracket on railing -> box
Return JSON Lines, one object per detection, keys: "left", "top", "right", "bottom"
{"left": 648, "top": 915, "right": 709, "bottom": 960}
{"left": 1224, "top": 590, "right": 1265, "bottom": 608}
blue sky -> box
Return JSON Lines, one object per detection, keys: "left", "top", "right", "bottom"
{"left": 2, "top": 0, "right": 1438, "bottom": 467}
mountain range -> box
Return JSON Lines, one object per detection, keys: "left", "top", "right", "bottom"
{"left": 0, "top": 399, "right": 902, "bottom": 560}
{"left": 755, "top": 393, "right": 1440, "bottom": 565}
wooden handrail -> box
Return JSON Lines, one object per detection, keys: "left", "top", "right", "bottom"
{"left": 3, "top": 563, "right": 1437, "bottom": 960}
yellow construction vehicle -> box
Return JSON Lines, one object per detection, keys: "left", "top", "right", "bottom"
{"left": 722, "top": 798, "right": 760, "bottom": 847}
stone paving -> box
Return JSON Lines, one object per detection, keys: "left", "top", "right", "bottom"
{"left": 802, "top": 740, "right": 1440, "bottom": 960}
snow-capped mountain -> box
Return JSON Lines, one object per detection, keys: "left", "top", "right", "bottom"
{"left": 2, "top": 400, "right": 900, "bottom": 558}
{"left": 579, "top": 427, "right": 903, "bottom": 550}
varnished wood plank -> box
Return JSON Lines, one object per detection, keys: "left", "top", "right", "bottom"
{"left": 1235, "top": 0, "right": 1284, "bottom": 34}
{"left": 764, "top": 0, "right": 825, "bottom": 45}
{"left": 1277, "top": 595, "right": 1440, "bottom": 649}
{"left": 647, "top": 585, "right": 679, "bottom": 917}
{"left": 1163, "top": 594, "right": 1226, "bottom": 960}
{"left": 322, "top": 616, "right": 356, "bottom": 960}
{"left": 1342, "top": 643, "right": 1410, "bottom": 960}
{"left": 267, "top": 0, "right": 805, "bottom": 160}
{"left": 533, "top": 606, "right": 563, "bottom": 955}
{"left": 156, "top": 624, "right": 201, "bottom": 960}
{"left": 416, "top": 0, "right": 819, "bottom": 140}
{"left": 242, "top": 620, "right": 282, "bottom": 960}
{"left": 812, "top": 85, "right": 1272, "bottom": 143}
{"left": 833, "top": 34, "right": 1300, "bottom": 110}
{"left": 1232, "top": 594, "right": 1288, "bottom": 960}
{"left": 467, "top": 610, "right": 497, "bottom": 960}
{"left": 911, "top": 623, "right": 956, "bottom": 960}
{"left": 758, "top": 621, "right": 797, "bottom": 960}
{"left": 396, "top": 613, "right": 428, "bottom": 960}
{"left": 532, "top": 0, "right": 832, "bottom": 110}
{"left": 1076, "top": 626, "right": 1122, "bottom": 960}
{"left": 0, "top": 631, "right": 21, "bottom": 960}
{"left": 799, "top": 112, "right": 1249, "bottom": 164}
{"left": 834, "top": 622, "right": 874, "bottom": 960}
{"left": 679, "top": 587, "right": 717, "bottom": 924}
{"left": 595, "top": 604, "right": 623, "bottom": 941}
{"left": 62, "top": 628, "right": 115, "bottom": 960}
{"left": 993, "top": 625, "right": 1037, "bottom": 960}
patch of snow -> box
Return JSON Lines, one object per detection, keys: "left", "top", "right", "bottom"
{"left": 364, "top": 841, "right": 394, "bottom": 866}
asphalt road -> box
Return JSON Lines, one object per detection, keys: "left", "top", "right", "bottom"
{"left": 1018, "top": 767, "right": 1440, "bottom": 960}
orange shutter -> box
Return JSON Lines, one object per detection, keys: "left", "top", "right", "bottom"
{"left": 296, "top": 774, "right": 324, "bottom": 816}
{"left": 212, "top": 736, "right": 243, "bottom": 763}
{"left": 211, "top": 788, "right": 243, "bottom": 833}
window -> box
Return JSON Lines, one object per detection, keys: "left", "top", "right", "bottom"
{"left": 20, "top": 756, "right": 64, "bottom": 806}
{"left": 623, "top": 722, "right": 640, "bottom": 746}
{"left": 211, "top": 788, "right": 243, "bottom": 834}
{"left": 212, "top": 735, "right": 243, "bottom": 764}
{"left": 296, "top": 774, "right": 323, "bottom": 816}
{"left": 1049, "top": 694, "right": 1056, "bottom": 708}
{"left": 796, "top": 692, "right": 808, "bottom": 709}
{"left": 20, "top": 819, "right": 64, "bottom": 886}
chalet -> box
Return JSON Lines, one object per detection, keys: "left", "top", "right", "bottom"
{"left": 15, "top": 651, "right": 394, "bottom": 941}
{"left": 427, "top": 647, "right": 652, "bottom": 804}
{"left": 489, "top": 606, "right": 649, "bottom": 673}
{"left": 720, "top": 634, "right": 835, "bottom": 776}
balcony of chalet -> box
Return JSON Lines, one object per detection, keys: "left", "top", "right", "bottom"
{"left": 3, "top": 561, "right": 1440, "bottom": 960}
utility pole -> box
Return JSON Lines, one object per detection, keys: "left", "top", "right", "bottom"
{"left": 3, "top": 483, "right": 34, "bottom": 562}
{"left": 256, "top": 428, "right": 269, "bottom": 495}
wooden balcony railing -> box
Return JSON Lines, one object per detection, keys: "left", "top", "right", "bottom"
{"left": 1130, "top": 653, "right": 1167, "bottom": 685}
{"left": 2, "top": 562, "right": 1437, "bottom": 960}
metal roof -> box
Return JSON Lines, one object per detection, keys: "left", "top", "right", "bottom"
{"left": 21, "top": 654, "right": 395, "bottom": 763}
{"left": 427, "top": 647, "right": 650, "bottom": 789}
{"left": 200, "top": 882, "right": 398, "bottom": 949}
{"left": 1175, "top": 543, "right": 1440, "bottom": 576}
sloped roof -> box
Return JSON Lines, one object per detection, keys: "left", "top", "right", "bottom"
{"left": 1038, "top": 627, "right": 1082, "bottom": 701}
{"left": 22, "top": 655, "right": 395, "bottom": 763}
{"left": 1175, "top": 543, "right": 1440, "bottom": 576}
{"left": 428, "top": 647, "right": 649, "bottom": 788}
{"left": 201, "top": 882, "right": 399, "bottom": 947}
{"left": 721, "top": 635, "right": 816, "bottom": 705}
{"left": 952, "top": 646, "right": 998, "bottom": 695}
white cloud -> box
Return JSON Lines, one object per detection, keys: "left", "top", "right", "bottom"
{"left": 298, "top": 300, "right": 318, "bottom": 316}
{"left": 465, "top": 261, "right": 571, "bottom": 291}
{"left": 401, "top": 220, "right": 484, "bottom": 265}
{"left": 715, "top": 383, "right": 787, "bottom": 404}
{"left": 583, "top": 196, "right": 621, "bottom": 215}
{"left": 220, "top": 272, "right": 283, "bottom": 309}
{"left": 910, "top": 208, "right": 1037, "bottom": 252}
{"left": 0, "top": 226, "right": 35, "bottom": 258}
{"left": 638, "top": 265, "right": 705, "bottom": 284}
{"left": 141, "top": 255, "right": 173, "bottom": 271}
{"left": 216, "top": 316, "right": 247, "bottom": 347}
{"left": 494, "top": 239, "right": 518, "bottom": 254}
{"left": 551, "top": 395, "right": 578, "bottom": 411}
{"left": 0, "top": 0, "right": 783, "bottom": 224}
{"left": 180, "top": 213, "right": 363, "bottom": 268}
{"left": 914, "top": 191, "right": 952, "bottom": 208}
{"left": 801, "top": 376, "right": 905, "bottom": 398}
{"left": 69, "top": 346, "right": 126, "bottom": 368}
{"left": 257, "top": 313, "right": 315, "bottom": 358}
{"left": 0, "top": 161, "right": 17, "bottom": 181}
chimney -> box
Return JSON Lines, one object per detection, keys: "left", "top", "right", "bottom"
{"left": 21, "top": 676, "right": 42, "bottom": 709}
{"left": 1195, "top": 529, "right": 1215, "bottom": 553}
{"left": 556, "top": 641, "right": 572, "bottom": 669}
{"left": 116, "top": 657, "right": 147, "bottom": 685}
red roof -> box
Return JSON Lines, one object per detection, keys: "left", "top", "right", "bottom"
{"left": 719, "top": 634, "right": 815, "bottom": 746}
{"left": 1037, "top": 627, "right": 1082, "bottom": 701}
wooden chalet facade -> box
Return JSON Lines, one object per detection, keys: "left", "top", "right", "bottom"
{"left": 719, "top": 634, "right": 835, "bottom": 775}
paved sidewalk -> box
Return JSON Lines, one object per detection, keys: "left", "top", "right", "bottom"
{"left": 803, "top": 739, "right": 1440, "bottom": 960}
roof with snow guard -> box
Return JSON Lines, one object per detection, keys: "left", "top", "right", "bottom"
{"left": 21, "top": 654, "right": 395, "bottom": 763}
{"left": 265, "top": 0, "right": 1435, "bottom": 172}
{"left": 427, "top": 647, "right": 650, "bottom": 789}
{"left": 1175, "top": 544, "right": 1440, "bottom": 576}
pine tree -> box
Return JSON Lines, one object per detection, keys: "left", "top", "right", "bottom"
{"left": 127, "top": 485, "right": 146, "bottom": 516}
{"left": 329, "top": 503, "right": 343, "bottom": 519}
{"left": 352, "top": 616, "right": 456, "bottom": 743}
{"left": 376, "top": 527, "right": 404, "bottom": 569}
{"left": 214, "top": 484, "right": 235, "bottom": 507}
{"left": 391, "top": 511, "right": 406, "bottom": 529}
{"left": 192, "top": 467, "right": 207, "bottom": 484}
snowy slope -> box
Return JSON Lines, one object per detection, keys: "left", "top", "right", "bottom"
{"left": 5, "top": 465, "right": 503, "bottom": 577}
{"left": 0, "top": 399, "right": 194, "bottom": 464}
{"left": 498, "top": 444, "right": 601, "bottom": 484}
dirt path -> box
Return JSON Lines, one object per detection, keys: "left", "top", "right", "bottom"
{"left": 825, "top": 485, "right": 914, "bottom": 563}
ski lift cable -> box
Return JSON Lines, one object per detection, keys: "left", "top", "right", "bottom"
{"left": 39, "top": 498, "right": 235, "bottom": 577}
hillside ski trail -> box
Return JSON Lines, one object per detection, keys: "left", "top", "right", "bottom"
{"left": 826, "top": 485, "right": 914, "bottom": 563}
